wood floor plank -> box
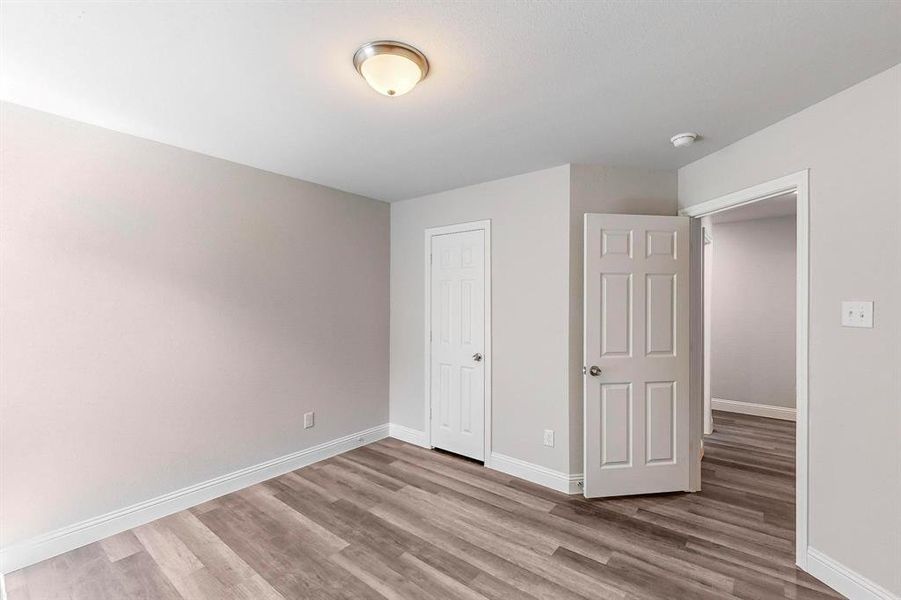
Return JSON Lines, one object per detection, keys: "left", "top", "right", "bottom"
{"left": 7, "top": 412, "right": 846, "bottom": 600}
{"left": 395, "top": 551, "right": 492, "bottom": 600}
{"left": 160, "top": 510, "right": 285, "bottom": 599}
{"left": 98, "top": 530, "right": 143, "bottom": 563}
{"left": 329, "top": 544, "right": 432, "bottom": 600}
{"left": 108, "top": 550, "right": 184, "bottom": 600}
{"left": 392, "top": 487, "right": 627, "bottom": 600}
{"left": 133, "top": 522, "right": 204, "bottom": 580}
{"left": 370, "top": 500, "right": 588, "bottom": 600}
{"left": 197, "top": 501, "right": 381, "bottom": 600}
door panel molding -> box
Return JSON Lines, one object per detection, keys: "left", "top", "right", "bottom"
{"left": 424, "top": 220, "right": 491, "bottom": 463}
{"left": 583, "top": 214, "right": 691, "bottom": 498}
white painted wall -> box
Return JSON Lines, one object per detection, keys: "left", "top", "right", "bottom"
{"left": 679, "top": 65, "right": 901, "bottom": 595}
{"left": 0, "top": 103, "right": 390, "bottom": 549}
{"left": 710, "top": 215, "right": 796, "bottom": 409}
{"left": 389, "top": 166, "right": 572, "bottom": 473}
{"left": 567, "top": 165, "right": 677, "bottom": 473}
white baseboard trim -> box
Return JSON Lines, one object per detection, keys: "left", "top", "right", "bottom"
{"left": 388, "top": 423, "right": 430, "bottom": 448}
{"left": 806, "top": 547, "right": 899, "bottom": 600}
{"left": 488, "top": 452, "right": 582, "bottom": 495}
{"left": 387, "top": 426, "right": 582, "bottom": 495}
{"left": 0, "top": 423, "right": 389, "bottom": 575}
{"left": 712, "top": 397, "right": 796, "bottom": 421}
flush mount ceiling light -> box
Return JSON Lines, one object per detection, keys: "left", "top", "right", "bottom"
{"left": 353, "top": 40, "right": 429, "bottom": 97}
{"left": 670, "top": 132, "right": 699, "bottom": 148}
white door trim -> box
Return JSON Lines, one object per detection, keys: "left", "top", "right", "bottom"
{"left": 688, "top": 218, "right": 704, "bottom": 491}
{"left": 679, "top": 169, "right": 809, "bottom": 570}
{"left": 424, "top": 220, "right": 492, "bottom": 464}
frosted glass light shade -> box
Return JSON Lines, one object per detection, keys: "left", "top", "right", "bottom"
{"left": 360, "top": 54, "right": 423, "bottom": 96}
{"left": 353, "top": 41, "right": 429, "bottom": 97}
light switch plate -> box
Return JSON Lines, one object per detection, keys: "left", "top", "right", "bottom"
{"left": 841, "top": 301, "right": 873, "bottom": 328}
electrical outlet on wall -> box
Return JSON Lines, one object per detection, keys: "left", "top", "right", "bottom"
{"left": 841, "top": 301, "right": 874, "bottom": 328}
{"left": 543, "top": 429, "right": 554, "bottom": 447}
{"left": 304, "top": 412, "right": 315, "bottom": 429}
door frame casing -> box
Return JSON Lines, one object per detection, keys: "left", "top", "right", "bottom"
{"left": 679, "top": 170, "right": 810, "bottom": 569}
{"left": 423, "top": 220, "right": 492, "bottom": 464}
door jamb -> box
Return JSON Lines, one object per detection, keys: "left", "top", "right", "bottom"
{"left": 679, "top": 170, "right": 809, "bottom": 570}
{"left": 423, "top": 220, "right": 492, "bottom": 464}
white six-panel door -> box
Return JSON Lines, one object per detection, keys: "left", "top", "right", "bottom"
{"left": 430, "top": 229, "right": 486, "bottom": 460}
{"left": 583, "top": 214, "right": 691, "bottom": 497}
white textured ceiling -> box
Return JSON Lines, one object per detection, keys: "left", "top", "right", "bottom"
{"left": 2, "top": 2, "right": 899, "bottom": 201}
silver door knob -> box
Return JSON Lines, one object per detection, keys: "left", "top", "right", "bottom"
{"left": 473, "top": 353, "right": 483, "bottom": 362}
{"left": 589, "top": 365, "right": 602, "bottom": 377}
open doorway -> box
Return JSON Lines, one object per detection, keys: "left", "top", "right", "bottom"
{"left": 682, "top": 171, "right": 810, "bottom": 568}
{"left": 703, "top": 192, "right": 798, "bottom": 429}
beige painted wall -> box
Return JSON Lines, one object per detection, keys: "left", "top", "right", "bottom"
{"left": 389, "top": 165, "right": 572, "bottom": 473}
{"left": 679, "top": 65, "right": 901, "bottom": 594}
{"left": 567, "top": 165, "right": 677, "bottom": 473}
{"left": 0, "top": 103, "right": 390, "bottom": 548}
{"left": 710, "top": 216, "right": 796, "bottom": 408}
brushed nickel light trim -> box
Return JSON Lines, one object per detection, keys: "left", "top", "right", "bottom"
{"left": 353, "top": 40, "right": 429, "bottom": 78}
{"left": 353, "top": 40, "right": 429, "bottom": 96}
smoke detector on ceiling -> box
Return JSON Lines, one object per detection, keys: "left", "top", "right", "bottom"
{"left": 670, "top": 132, "right": 699, "bottom": 148}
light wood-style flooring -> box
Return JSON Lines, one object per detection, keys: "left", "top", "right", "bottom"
{"left": 5, "top": 412, "right": 842, "bottom": 599}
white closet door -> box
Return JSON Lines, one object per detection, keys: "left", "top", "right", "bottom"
{"left": 430, "top": 229, "right": 485, "bottom": 461}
